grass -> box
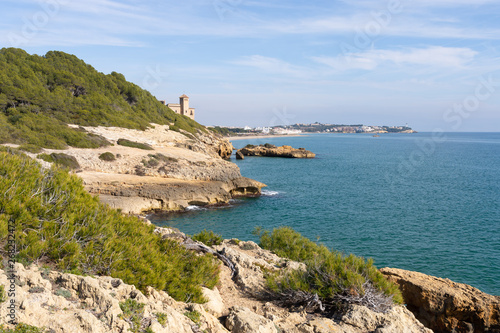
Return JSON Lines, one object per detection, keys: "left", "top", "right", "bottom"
{"left": 117, "top": 138, "right": 154, "bottom": 150}
{"left": 191, "top": 230, "right": 223, "bottom": 246}
{"left": 255, "top": 227, "right": 403, "bottom": 311}
{"left": 0, "top": 148, "right": 219, "bottom": 303}
{"left": 155, "top": 312, "right": 167, "bottom": 326}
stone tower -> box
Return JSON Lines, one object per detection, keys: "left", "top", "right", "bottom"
{"left": 166, "top": 94, "right": 196, "bottom": 120}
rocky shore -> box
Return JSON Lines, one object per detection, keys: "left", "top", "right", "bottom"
{"left": 2, "top": 226, "right": 498, "bottom": 333}
{"left": 237, "top": 144, "right": 315, "bottom": 159}
{"left": 26, "top": 124, "right": 265, "bottom": 214}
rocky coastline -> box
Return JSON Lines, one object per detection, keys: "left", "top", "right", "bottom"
{"left": 2, "top": 226, "right": 498, "bottom": 333}
{"left": 23, "top": 124, "right": 266, "bottom": 214}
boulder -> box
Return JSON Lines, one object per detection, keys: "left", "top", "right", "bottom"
{"left": 217, "top": 140, "right": 234, "bottom": 159}
{"left": 381, "top": 267, "right": 500, "bottom": 333}
{"left": 236, "top": 151, "right": 245, "bottom": 160}
{"left": 225, "top": 306, "right": 278, "bottom": 333}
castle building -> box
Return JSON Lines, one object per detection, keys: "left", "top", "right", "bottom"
{"left": 161, "top": 94, "right": 195, "bottom": 120}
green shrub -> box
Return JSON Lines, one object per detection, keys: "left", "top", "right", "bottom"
{"left": 264, "top": 143, "right": 276, "bottom": 148}
{"left": 0, "top": 151, "right": 219, "bottom": 303}
{"left": 244, "top": 144, "right": 256, "bottom": 149}
{"left": 150, "top": 153, "right": 177, "bottom": 163}
{"left": 192, "top": 230, "right": 223, "bottom": 246}
{"left": 256, "top": 227, "right": 403, "bottom": 311}
{"left": 0, "top": 285, "right": 6, "bottom": 303}
{"left": 142, "top": 157, "right": 159, "bottom": 168}
{"left": 117, "top": 138, "right": 153, "bottom": 150}
{"left": 18, "top": 144, "right": 42, "bottom": 154}
{"left": 119, "top": 299, "right": 145, "bottom": 333}
{"left": 155, "top": 312, "right": 167, "bottom": 326}
{"left": 98, "top": 152, "right": 116, "bottom": 161}
{"left": 28, "top": 286, "right": 44, "bottom": 293}
{"left": 37, "top": 153, "right": 80, "bottom": 170}
{"left": 184, "top": 310, "right": 202, "bottom": 325}
{"left": 0, "top": 323, "right": 47, "bottom": 333}
{"left": 54, "top": 288, "right": 72, "bottom": 299}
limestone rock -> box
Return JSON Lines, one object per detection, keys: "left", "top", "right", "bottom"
{"left": 217, "top": 140, "right": 234, "bottom": 159}
{"left": 236, "top": 150, "right": 245, "bottom": 160}
{"left": 237, "top": 145, "right": 315, "bottom": 158}
{"left": 381, "top": 267, "right": 500, "bottom": 333}
{"left": 226, "top": 306, "right": 278, "bottom": 333}
{"left": 202, "top": 287, "right": 226, "bottom": 317}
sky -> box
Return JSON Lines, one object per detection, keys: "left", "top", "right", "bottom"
{"left": 1, "top": 0, "right": 500, "bottom": 131}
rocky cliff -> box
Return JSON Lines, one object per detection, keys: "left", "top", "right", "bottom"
{"left": 381, "top": 268, "right": 500, "bottom": 333}
{"left": 26, "top": 124, "right": 265, "bottom": 214}
{"left": 237, "top": 144, "right": 315, "bottom": 158}
{"left": 0, "top": 228, "right": 430, "bottom": 333}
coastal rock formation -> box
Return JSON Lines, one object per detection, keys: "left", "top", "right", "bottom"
{"left": 236, "top": 150, "right": 245, "bottom": 160}
{"left": 381, "top": 267, "right": 500, "bottom": 333}
{"left": 237, "top": 144, "right": 315, "bottom": 158}
{"left": 82, "top": 172, "right": 265, "bottom": 213}
{"left": 216, "top": 139, "right": 234, "bottom": 159}
{"left": 27, "top": 124, "right": 266, "bottom": 213}
{"left": 1, "top": 232, "right": 430, "bottom": 333}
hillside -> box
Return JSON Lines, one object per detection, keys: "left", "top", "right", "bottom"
{"left": 0, "top": 48, "right": 205, "bottom": 150}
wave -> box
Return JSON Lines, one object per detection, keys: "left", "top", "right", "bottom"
{"left": 261, "top": 190, "right": 281, "bottom": 196}
{"left": 185, "top": 205, "right": 207, "bottom": 211}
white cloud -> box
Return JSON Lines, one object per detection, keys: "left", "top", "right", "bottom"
{"left": 312, "top": 46, "right": 478, "bottom": 71}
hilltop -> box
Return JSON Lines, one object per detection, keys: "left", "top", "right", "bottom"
{"left": 0, "top": 48, "right": 204, "bottom": 150}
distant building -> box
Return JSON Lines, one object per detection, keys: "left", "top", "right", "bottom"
{"left": 161, "top": 94, "right": 195, "bottom": 120}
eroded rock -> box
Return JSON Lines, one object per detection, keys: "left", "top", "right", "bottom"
{"left": 381, "top": 267, "right": 500, "bottom": 333}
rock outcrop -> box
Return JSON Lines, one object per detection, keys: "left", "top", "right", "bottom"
{"left": 237, "top": 144, "right": 315, "bottom": 158}
{"left": 1, "top": 233, "right": 431, "bottom": 333}
{"left": 381, "top": 267, "right": 500, "bottom": 333}
{"left": 27, "top": 124, "right": 267, "bottom": 214}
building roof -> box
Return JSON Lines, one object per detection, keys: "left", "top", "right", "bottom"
{"left": 179, "top": 94, "right": 189, "bottom": 98}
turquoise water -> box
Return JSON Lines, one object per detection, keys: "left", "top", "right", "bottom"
{"left": 150, "top": 133, "right": 500, "bottom": 295}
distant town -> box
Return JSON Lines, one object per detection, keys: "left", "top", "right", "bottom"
{"left": 210, "top": 123, "right": 416, "bottom": 137}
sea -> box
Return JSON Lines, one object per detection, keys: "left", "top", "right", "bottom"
{"left": 149, "top": 132, "right": 500, "bottom": 296}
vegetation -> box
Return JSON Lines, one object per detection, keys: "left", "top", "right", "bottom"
{"left": 192, "top": 230, "right": 223, "bottom": 246}
{"left": 54, "top": 288, "right": 72, "bottom": 299}
{"left": 0, "top": 324, "right": 47, "bottom": 333}
{"left": 37, "top": 153, "right": 80, "bottom": 170}
{"left": 0, "top": 149, "right": 219, "bottom": 303}
{"left": 117, "top": 138, "right": 153, "bottom": 150}
{"left": 119, "top": 299, "right": 146, "bottom": 333}
{"left": 155, "top": 312, "right": 168, "bottom": 326}
{"left": 98, "top": 152, "right": 116, "bottom": 161}
{"left": 0, "top": 285, "right": 5, "bottom": 303}
{"left": 0, "top": 48, "right": 206, "bottom": 150}
{"left": 255, "top": 227, "right": 403, "bottom": 312}
{"left": 184, "top": 309, "right": 202, "bottom": 325}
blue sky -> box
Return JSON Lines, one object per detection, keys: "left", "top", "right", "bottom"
{"left": 1, "top": 0, "right": 500, "bottom": 131}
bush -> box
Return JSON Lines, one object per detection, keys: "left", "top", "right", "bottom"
{"left": 192, "top": 230, "right": 223, "bottom": 246}
{"left": 244, "top": 144, "right": 256, "bottom": 149}
{"left": 0, "top": 323, "right": 47, "bottom": 333}
{"left": 37, "top": 153, "right": 80, "bottom": 170}
{"left": 264, "top": 143, "right": 276, "bottom": 148}
{"left": 0, "top": 151, "right": 219, "bottom": 303}
{"left": 54, "top": 288, "right": 72, "bottom": 299}
{"left": 155, "top": 312, "right": 167, "bottom": 326}
{"left": 0, "top": 285, "right": 6, "bottom": 303}
{"left": 256, "top": 227, "right": 403, "bottom": 312}
{"left": 117, "top": 138, "right": 153, "bottom": 150}
{"left": 18, "top": 144, "right": 42, "bottom": 154}
{"left": 99, "top": 152, "right": 116, "bottom": 161}
{"left": 184, "top": 309, "right": 202, "bottom": 325}
{"left": 119, "top": 299, "right": 145, "bottom": 333}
